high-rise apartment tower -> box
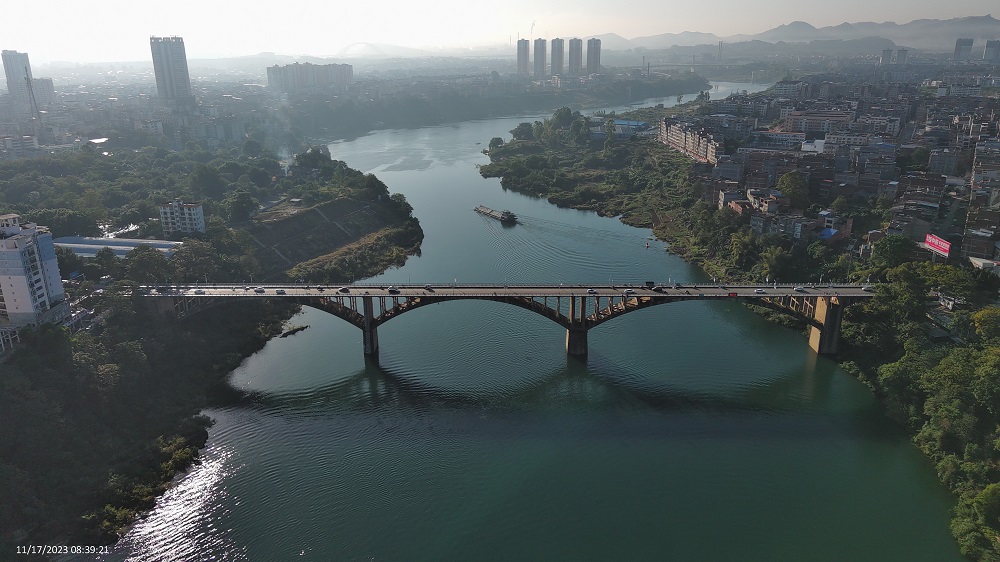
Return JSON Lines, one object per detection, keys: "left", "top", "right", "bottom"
{"left": 1, "top": 50, "right": 32, "bottom": 116}
{"left": 985, "top": 40, "right": 1000, "bottom": 62}
{"left": 954, "top": 38, "right": 974, "bottom": 61}
{"left": 568, "top": 38, "right": 583, "bottom": 76}
{"left": 150, "top": 36, "right": 193, "bottom": 103}
{"left": 0, "top": 214, "right": 67, "bottom": 327}
{"left": 586, "top": 38, "right": 601, "bottom": 74}
{"left": 516, "top": 39, "right": 530, "bottom": 75}
{"left": 533, "top": 38, "right": 547, "bottom": 78}
{"left": 550, "top": 38, "right": 565, "bottom": 76}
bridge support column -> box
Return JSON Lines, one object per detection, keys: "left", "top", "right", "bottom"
{"left": 362, "top": 296, "right": 379, "bottom": 357}
{"left": 566, "top": 328, "right": 588, "bottom": 357}
{"left": 808, "top": 296, "right": 846, "bottom": 355}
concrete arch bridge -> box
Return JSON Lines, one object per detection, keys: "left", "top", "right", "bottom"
{"left": 141, "top": 283, "right": 875, "bottom": 357}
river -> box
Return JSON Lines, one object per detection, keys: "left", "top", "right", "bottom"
{"left": 105, "top": 83, "right": 961, "bottom": 561}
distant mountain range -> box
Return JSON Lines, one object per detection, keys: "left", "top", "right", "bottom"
{"left": 593, "top": 14, "right": 1000, "bottom": 53}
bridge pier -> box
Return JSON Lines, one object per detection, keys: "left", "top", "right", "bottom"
{"left": 564, "top": 296, "right": 589, "bottom": 356}
{"left": 362, "top": 296, "right": 379, "bottom": 357}
{"left": 566, "top": 328, "right": 588, "bottom": 356}
{"left": 808, "top": 296, "right": 846, "bottom": 355}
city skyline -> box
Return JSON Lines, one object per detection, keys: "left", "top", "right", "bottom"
{"left": 2, "top": 0, "right": 998, "bottom": 64}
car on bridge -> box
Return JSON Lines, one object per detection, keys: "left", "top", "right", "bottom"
{"left": 254, "top": 287, "right": 265, "bottom": 293}
{"left": 794, "top": 286, "right": 806, "bottom": 292}
{"left": 338, "top": 287, "right": 350, "bottom": 293}
{"left": 275, "top": 289, "right": 286, "bottom": 295}
{"left": 587, "top": 288, "right": 598, "bottom": 295}
{"left": 194, "top": 289, "right": 205, "bottom": 295}
{"left": 623, "top": 288, "right": 636, "bottom": 295}
{"left": 755, "top": 288, "right": 765, "bottom": 294}
{"left": 387, "top": 286, "right": 400, "bottom": 294}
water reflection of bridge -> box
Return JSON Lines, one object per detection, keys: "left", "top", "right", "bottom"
{"left": 141, "top": 283, "right": 875, "bottom": 357}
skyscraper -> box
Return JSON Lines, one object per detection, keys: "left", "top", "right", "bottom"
{"left": 586, "top": 38, "right": 601, "bottom": 75}
{"left": 985, "top": 40, "right": 1000, "bottom": 62}
{"left": 1, "top": 50, "right": 33, "bottom": 117}
{"left": 550, "top": 38, "right": 565, "bottom": 76}
{"left": 150, "top": 36, "right": 193, "bottom": 103}
{"left": 516, "top": 39, "right": 530, "bottom": 75}
{"left": 954, "top": 38, "right": 974, "bottom": 61}
{"left": 533, "top": 38, "right": 547, "bottom": 78}
{"left": 880, "top": 49, "right": 893, "bottom": 66}
{"left": 568, "top": 38, "right": 583, "bottom": 77}
{"left": 895, "top": 48, "right": 908, "bottom": 65}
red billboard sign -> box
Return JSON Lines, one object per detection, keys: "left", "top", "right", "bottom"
{"left": 925, "top": 234, "right": 951, "bottom": 257}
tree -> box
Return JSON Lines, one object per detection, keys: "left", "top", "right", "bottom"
{"left": 27, "top": 208, "right": 100, "bottom": 238}
{"left": 759, "top": 246, "right": 791, "bottom": 281}
{"left": 190, "top": 164, "right": 228, "bottom": 199}
{"left": 510, "top": 122, "right": 533, "bottom": 141}
{"left": 488, "top": 137, "right": 505, "bottom": 151}
{"left": 55, "top": 246, "right": 85, "bottom": 280}
{"left": 93, "top": 246, "right": 123, "bottom": 279}
{"left": 551, "top": 107, "right": 574, "bottom": 129}
{"left": 775, "top": 171, "right": 809, "bottom": 209}
{"left": 171, "top": 239, "right": 218, "bottom": 283}
{"left": 831, "top": 196, "right": 850, "bottom": 216}
{"left": 871, "top": 235, "right": 915, "bottom": 270}
{"left": 223, "top": 189, "right": 259, "bottom": 223}
{"left": 972, "top": 307, "right": 1000, "bottom": 341}
{"left": 123, "top": 245, "right": 175, "bottom": 284}
{"left": 242, "top": 138, "right": 265, "bottom": 158}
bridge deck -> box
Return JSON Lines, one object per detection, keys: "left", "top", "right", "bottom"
{"left": 139, "top": 283, "right": 876, "bottom": 299}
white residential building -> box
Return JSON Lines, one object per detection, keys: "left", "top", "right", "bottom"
{"left": 0, "top": 214, "right": 68, "bottom": 327}
{"left": 159, "top": 199, "right": 206, "bottom": 235}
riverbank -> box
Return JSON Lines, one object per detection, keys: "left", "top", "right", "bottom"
{"left": 481, "top": 108, "right": 1000, "bottom": 560}
{"left": 283, "top": 74, "right": 710, "bottom": 145}
{"left": 0, "top": 298, "right": 299, "bottom": 549}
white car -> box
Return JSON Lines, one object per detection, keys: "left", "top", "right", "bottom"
{"left": 754, "top": 288, "right": 766, "bottom": 294}
{"left": 623, "top": 288, "right": 636, "bottom": 295}
{"left": 587, "top": 288, "right": 598, "bottom": 295}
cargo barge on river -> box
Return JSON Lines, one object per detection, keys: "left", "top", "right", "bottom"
{"left": 475, "top": 206, "right": 517, "bottom": 224}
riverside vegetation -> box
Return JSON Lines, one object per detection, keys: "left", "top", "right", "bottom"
{"left": 0, "top": 138, "right": 422, "bottom": 548}
{"left": 482, "top": 107, "right": 1000, "bottom": 560}
{"left": 281, "top": 72, "right": 710, "bottom": 141}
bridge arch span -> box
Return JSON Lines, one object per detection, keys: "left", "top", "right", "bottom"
{"left": 143, "top": 284, "right": 868, "bottom": 358}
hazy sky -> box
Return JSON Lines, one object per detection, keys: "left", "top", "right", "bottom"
{"left": 5, "top": 0, "right": 997, "bottom": 63}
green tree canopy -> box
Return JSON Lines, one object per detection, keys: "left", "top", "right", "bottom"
{"left": 775, "top": 171, "right": 810, "bottom": 209}
{"left": 510, "top": 122, "right": 533, "bottom": 141}
{"left": 124, "top": 245, "right": 175, "bottom": 284}
{"left": 871, "top": 235, "right": 916, "bottom": 270}
{"left": 28, "top": 208, "right": 101, "bottom": 238}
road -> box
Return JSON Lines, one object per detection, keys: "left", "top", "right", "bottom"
{"left": 139, "top": 283, "right": 876, "bottom": 299}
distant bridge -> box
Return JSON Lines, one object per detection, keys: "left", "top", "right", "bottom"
{"left": 140, "top": 283, "right": 876, "bottom": 358}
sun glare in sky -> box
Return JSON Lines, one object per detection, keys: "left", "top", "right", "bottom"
{"left": 4, "top": 0, "right": 997, "bottom": 63}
